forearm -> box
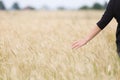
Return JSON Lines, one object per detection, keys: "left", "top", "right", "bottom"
{"left": 72, "top": 25, "right": 102, "bottom": 49}
{"left": 85, "top": 26, "right": 102, "bottom": 43}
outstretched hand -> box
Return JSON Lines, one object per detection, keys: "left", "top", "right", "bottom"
{"left": 72, "top": 26, "right": 101, "bottom": 49}
{"left": 72, "top": 38, "right": 88, "bottom": 49}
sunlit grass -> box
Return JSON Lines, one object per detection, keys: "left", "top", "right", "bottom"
{"left": 0, "top": 10, "right": 120, "bottom": 80}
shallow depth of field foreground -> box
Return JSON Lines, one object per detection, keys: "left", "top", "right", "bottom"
{"left": 0, "top": 10, "right": 120, "bottom": 80}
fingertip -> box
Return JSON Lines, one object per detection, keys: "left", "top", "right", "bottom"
{"left": 72, "top": 41, "right": 78, "bottom": 46}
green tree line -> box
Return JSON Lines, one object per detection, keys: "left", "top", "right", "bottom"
{"left": 80, "top": 2, "right": 107, "bottom": 10}
{"left": 0, "top": 1, "right": 107, "bottom": 10}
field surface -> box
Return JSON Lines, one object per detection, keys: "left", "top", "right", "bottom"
{"left": 0, "top": 10, "right": 120, "bottom": 80}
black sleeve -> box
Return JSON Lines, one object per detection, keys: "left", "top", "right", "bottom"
{"left": 97, "top": 0, "right": 114, "bottom": 30}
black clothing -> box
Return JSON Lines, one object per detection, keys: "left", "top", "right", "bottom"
{"left": 97, "top": 0, "right": 120, "bottom": 52}
{"left": 117, "top": 47, "right": 120, "bottom": 57}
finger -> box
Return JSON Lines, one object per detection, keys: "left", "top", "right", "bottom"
{"left": 75, "top": 45, "right": 82, "bottom": 49}
{"left": 73, "top": 41, "right": 83, "bottom": 49}
{"left": 72, "top": 45, "right": 78, "bottom": 49}
{"left": 72, "top": 41, "right": 78, "bottom": 47}
{"left": 72, "top": 41, "right": 78, "bottom": 46}
{"left": 75, "top": 43, "right": 84, "bottom": 49}
{"left": 72, "top": 43, "right": 79, "bottom": 49}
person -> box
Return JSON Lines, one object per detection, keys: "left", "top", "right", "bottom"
{"left": 72, "top": 0, "right": 120, "bottom": 57}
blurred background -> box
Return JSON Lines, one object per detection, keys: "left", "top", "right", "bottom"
{"left": 1, "top": 0, "right": 120, "bottom": 80}
{"left": 0, "top": 0, "right": 108, "bottom": 10}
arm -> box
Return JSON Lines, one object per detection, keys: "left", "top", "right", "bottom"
{"left": 97, "top": 0, "right": 114, "bottom": 29}
{"left": 72, "top": 26, "right": 101, "bottom": 49}
{"left": 72, "top": 0, "right": 114, "bottom": 49}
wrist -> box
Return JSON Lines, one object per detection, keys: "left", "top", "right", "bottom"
{"left": 84, "top": 37, "right": 90, "bottom": 42}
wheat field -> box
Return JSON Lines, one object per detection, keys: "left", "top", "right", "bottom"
{"left": 0, "top": 10, "right": 120, "bottom": 80}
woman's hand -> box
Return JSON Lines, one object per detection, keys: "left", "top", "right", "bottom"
{"left": 72, "top": 38, "right": 88, "bottom": 49}
{"left": 72, "top": 26, "right": 101, "bottom": 49}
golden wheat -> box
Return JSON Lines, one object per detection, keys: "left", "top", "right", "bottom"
{"left": 0, "top": 10, "right": 120, "bottom": 80}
